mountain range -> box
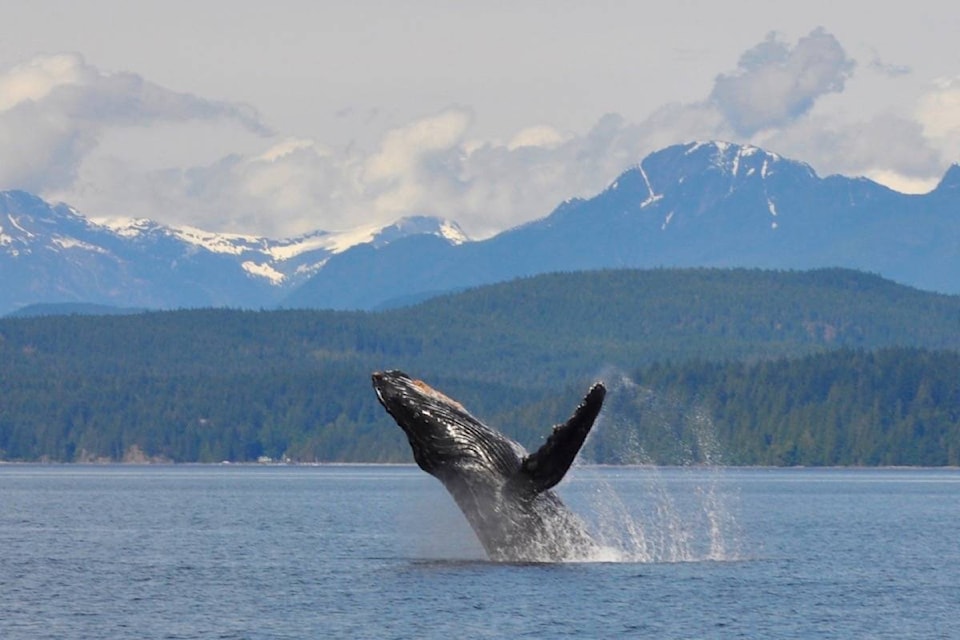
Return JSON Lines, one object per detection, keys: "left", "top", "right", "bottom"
{"left": 2, "top": 141, "right": 958, "bottom": 315}
{"left": 0, "top": 191, "right": 466, "bottom": 315}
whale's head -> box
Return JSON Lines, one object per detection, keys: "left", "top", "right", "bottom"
{"left": 371, "top": 370, "right": 521, "bottom": 479}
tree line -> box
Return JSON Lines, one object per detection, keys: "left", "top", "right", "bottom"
{"left": 1, "top": 268, "right": 958, "bottom": 464}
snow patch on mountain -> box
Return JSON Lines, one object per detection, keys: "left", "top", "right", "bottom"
{"left": 684, "top": 141, "right": 789, "bottom": 181}
{"left": 637, "top": 163, "right": 662, "bottom": 207}
{"left": 51, "top": 236, "right": 109, "bottom": 253}
{"left": 264, "top": 232, "right": 337, "bottom": 261}
{"left": 171, "top": 226, "right": 263, "bottom": 255}
{"left": 242, "top": 261, "right": 286, "bottom": 284}
{"left": 661, "top": 210, "right": 675, "bottom": 230}
{"left": 437, "top": 220, "right": 469, "bottom": 245}
{"left": 104, "top": 218, "right": 156, "bottom": 238}
{"left": 6, "top": 214, "right": 34, "bottom": 237}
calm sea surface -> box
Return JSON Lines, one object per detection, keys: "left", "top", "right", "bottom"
{"left": 1, "top": 465, "right": 958, "bottom": 639}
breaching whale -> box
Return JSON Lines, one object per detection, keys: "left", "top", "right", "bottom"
{"left": 372, "top": 370, "right": 606, "bottom": 562}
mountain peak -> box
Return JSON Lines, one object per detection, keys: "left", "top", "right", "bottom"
{"left": 98, "top": 217, "right": 168, "bottom": 238}
{"left": 934, "top": 163, "right": 960, "bottom": 192}
{"left": 371, "top": 216, "right": 469, "bottom": 247}
{"left": 2, "top": 189, "right": 60, "bottom": 210}
{"left": 684, "top": 140, "right": 778, "bottom": 161}
{"left": 2, "top": 190, "right": 97, "bottom": 252}
{"left": 679, "top": 140, "right": 817, "bottom": 180}
{"left": 637, "top": 142, "right": 818, "bottom": 198}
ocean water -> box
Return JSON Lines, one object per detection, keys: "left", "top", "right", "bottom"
{"left": 1, "top": 465, "right": 958, "bottom": 639}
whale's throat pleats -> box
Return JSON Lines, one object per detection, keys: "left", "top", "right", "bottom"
{"left": 406, "top": 386, "right": 523, "bottom": 479}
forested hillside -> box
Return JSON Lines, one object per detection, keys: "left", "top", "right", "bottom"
{"left": 585, "top": 349, "right": 960, "bottom": 466}
{"left": 1, "top": 268, "right": 958, "bottom": 464}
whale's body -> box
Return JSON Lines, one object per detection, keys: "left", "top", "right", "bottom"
{"left": 372, "top": 370, "right": 605, "bottom": 561}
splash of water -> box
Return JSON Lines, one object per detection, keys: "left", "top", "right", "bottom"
{"left": 559, "top": 371, "right": 745, "bottom": 563}
{"left": 405, "top": 371, "right": 744, "bottom": 564}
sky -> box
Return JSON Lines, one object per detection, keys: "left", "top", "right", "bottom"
{"left": 2, "top": 1, "right": 959, "bottom": 239}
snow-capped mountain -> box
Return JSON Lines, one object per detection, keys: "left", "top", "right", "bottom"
{"left": 283, "top": 141, "right": 960, "bottom": 309}
{"left": 98, "top": 214, "right": 467, "bottom": 286}
{"left": 4, "top": 140, "right": 958, "bottom": 315}
{"left": 0, "top": 190, "right": 466, "bottom": 314}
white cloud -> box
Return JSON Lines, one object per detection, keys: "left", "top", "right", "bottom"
{"left": 358, "top": 108, "right": 474, "bottom": 221}
{"left": 507, "top": 125, "right": 567, "bottom": 150}
{"left": 363, "top": 108, "right": 472, "bottom": 183}
{"left": 255, "top": 138, "right": 323, "bottom": 163}
{"left": 14, "top": 30, "right": 960, "bottom": 241}
{"left": 917, "top": 77, "right": 960, "bottom": 161}
{"left": 861, "top": 170, "right": 938, "bottom": 195}
{"left": 918, "top": 77, "right": 960, "bottom": 137}
{"left": 764, "top": 112, "right": 942, "bottom": 180}
{"left": 868, "top": 55, "right": 911, "bottom": 79}
{"left": 0, "top": 53, "right": 91, "bottom": 110}
{"left": 71, "top": 109, "right": 652, "bottom": 239}
{"left": 0, "top": 52, "right": 269, "bottom": 192}
{"left": 709, "top": 28, "right": 855, "bottom": 136}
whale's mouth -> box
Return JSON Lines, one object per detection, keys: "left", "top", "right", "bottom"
{"left": 372, "top": 371, "right": 464, "bottom": 419}
{"left": 374, "top": 372, "right": 465, "bottom": 411}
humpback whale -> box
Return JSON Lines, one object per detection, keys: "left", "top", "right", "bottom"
{"left": 372, "top": 370, "right": 606, "bottom": 562}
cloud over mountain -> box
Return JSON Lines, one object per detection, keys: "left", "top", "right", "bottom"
{"left": 917, "top": 76, "right": 960, "bottom": 161}
{"left": 3, "top": 29, "right": 957, "bottom": 239}
{"left": 0, "top": 53, "right": 269, "bottom": 192}
{"left": 709, "top": 28, "right": 855, "bottom": 135}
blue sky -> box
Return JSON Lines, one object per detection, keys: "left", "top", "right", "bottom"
{"left": 2, "top": 1, "right": 959, "bottom": 238}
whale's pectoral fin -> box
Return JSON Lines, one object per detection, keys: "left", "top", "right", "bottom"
{"left": 508, "top": 382, "right": 606, "bottom": 496}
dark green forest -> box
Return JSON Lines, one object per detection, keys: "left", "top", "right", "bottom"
{"left": 1, "top": 268, "right": 958, "bottom": 465}
{"left": 589, "top": 349, "right": 960, "bottom": 466}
